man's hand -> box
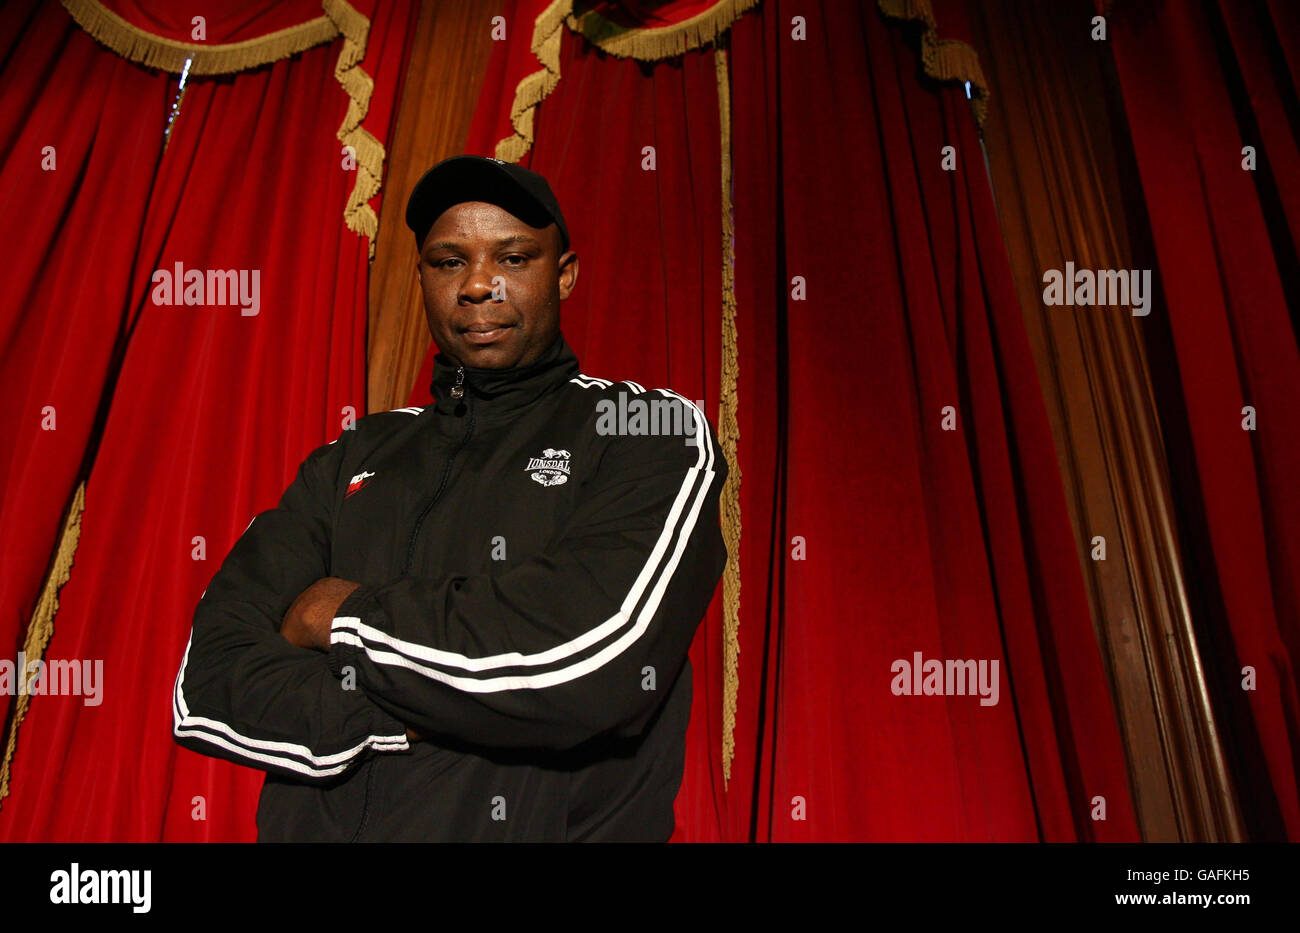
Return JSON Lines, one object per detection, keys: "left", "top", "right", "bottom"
{"left": 280, "top": 577, "right": 361, "bottom": 652}
{"left": 281, "top": 578, "right": 423, "bottom": 743}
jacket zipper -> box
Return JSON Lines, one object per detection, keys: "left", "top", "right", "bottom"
{"left": 402, "top": 364, "right": 475, "bottom": 575}
{"left": 353, "top": 364, "right": 471, "bottom": 840}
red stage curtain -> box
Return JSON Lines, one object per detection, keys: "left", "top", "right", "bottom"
{"left": 0, "top": 0, "right": 416, "bottom": 840}
{"left": 408, "top": 0, "right": 1139, "bottom": 840}
{"left": 724, "top": 0, "right": 1136, "bottom": 842}
{"left": 0, "top": 0, "right": 169, "bottom": 731}
{"left": 1109, "top": 0, "right": 1300, "bottom": 840}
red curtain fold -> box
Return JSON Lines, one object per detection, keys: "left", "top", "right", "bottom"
{"left": 99, "top": 0, "right": 327, "bottom": 41}
{"left": 410, "top": 0, "right": 1139, "bottom": 840}
{"left": 582, "top": 0, "right": 741, "bottom": 27}
{"left": 730, "top": 0, "right": 1135, "bottom": 841}
{"left": 0, "top": 0, "right": 416, "bottom": 840}
{"left": 0, "top": 0, "right": 168, "bottom": 730}
{"left": 1109, "top": 0, "right": 1300, "bottom": 840}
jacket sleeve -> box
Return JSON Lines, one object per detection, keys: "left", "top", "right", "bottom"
{"left": 172, "top": 430, "right": 411, "bottom": 782}
{"left": 326, "top": 395, "right": 729, "bottom": 752}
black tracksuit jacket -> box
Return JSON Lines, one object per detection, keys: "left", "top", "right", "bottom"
{"left": 171, "top": 332, "right": 728, "bottom": 841}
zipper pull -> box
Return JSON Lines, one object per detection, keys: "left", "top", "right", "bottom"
{"left": 450, "top": 365, "right": 465, "bottom": 399}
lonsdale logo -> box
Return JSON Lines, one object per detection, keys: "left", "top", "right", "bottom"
{"left": 526, "top": 448, "right": 571, "bottom": 487}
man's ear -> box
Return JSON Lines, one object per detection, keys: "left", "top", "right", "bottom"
{"left": 558, "top": 250, "right": 579, "bottom": 300}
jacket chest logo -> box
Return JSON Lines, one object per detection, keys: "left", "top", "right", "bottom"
{"left": 525, "top": 448, "right": 571, "bottom": 487}
{"left": 345, "top": 471, "right": 375, "bottom": 498}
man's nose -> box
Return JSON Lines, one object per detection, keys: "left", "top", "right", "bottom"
{"left": 458, "top": 259, "right": 498, "bottom": 304}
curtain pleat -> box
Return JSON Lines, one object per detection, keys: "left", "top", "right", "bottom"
{"left": 0, "top": 0, "right": 168, "bottom": 738}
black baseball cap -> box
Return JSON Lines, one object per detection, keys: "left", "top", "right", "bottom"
{"left": 405, "top": 155, "right": 570, "bottom": 253}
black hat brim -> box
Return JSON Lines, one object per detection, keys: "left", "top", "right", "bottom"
{"left": 405, "top": 156, "right": 567, "bottom": 252}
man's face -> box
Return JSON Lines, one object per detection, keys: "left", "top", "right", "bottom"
{"left": 417, "top": 200, "right": 578, "bottom": 369}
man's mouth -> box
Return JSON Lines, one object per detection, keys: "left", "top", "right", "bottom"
{"left": 461, "top": 322, "right": 515, "bottom": 345}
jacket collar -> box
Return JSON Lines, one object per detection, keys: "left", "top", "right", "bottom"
{"left": 429, "top": 331, "right": 579, "bottom": 423}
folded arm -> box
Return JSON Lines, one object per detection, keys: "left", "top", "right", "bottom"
{"left": 172, "top": 433, "right": 411, "bottom": 783}
{"left": 326, "top": 395, "right": 728, "bottom": 753}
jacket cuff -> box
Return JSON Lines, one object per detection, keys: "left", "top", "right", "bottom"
{"left": 327, "top": 583, "right": 380, "bottom": 680}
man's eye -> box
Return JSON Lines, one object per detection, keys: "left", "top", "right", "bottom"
{"left": 433, "top": 258, "right": 461, "bottom": 269}
{"left": 502, "top": 255, "right": 526, "bottom": 265}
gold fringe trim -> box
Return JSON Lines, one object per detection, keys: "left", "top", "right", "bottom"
{"left": 61, "top": 0, "right": 385, "bottom": 258}
{"left": 877, "top": 0, "right": 990, "bottom": 126}
{"left": 59, "top": 0, "right": 339, "bottom": 75}
{"left": 715, "top": 46, "right": 742, "bottom": 787}
{"left": 495, "top": 0, "right": 760, "bottom": 162}
{"left": 323, "top": 0, "right": 384, "bottom": 260}
{"left": 0, "top": 482, "right": 86, "bottom": 810}
{"left": 568, "top": 0, "right": 760, "bottom": 61}
{"left": 495, "top": 0, "right": 570, "bottom": 163}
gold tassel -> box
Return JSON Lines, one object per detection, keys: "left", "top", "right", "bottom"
{"left": 0, "top": 482, "right": 86, "bottom": 809}
{"left": 60, "top": 0, "right": 338, "bottom": 75}
{"left": 877, "top": 0, "right": 990, "bottom": 125}
{"left": 715, "top": 46, "right": 742, "bottom": 788}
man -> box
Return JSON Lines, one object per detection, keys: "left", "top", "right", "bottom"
{"left": 172, "top": 155, "right": 729, "bottom": 842}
